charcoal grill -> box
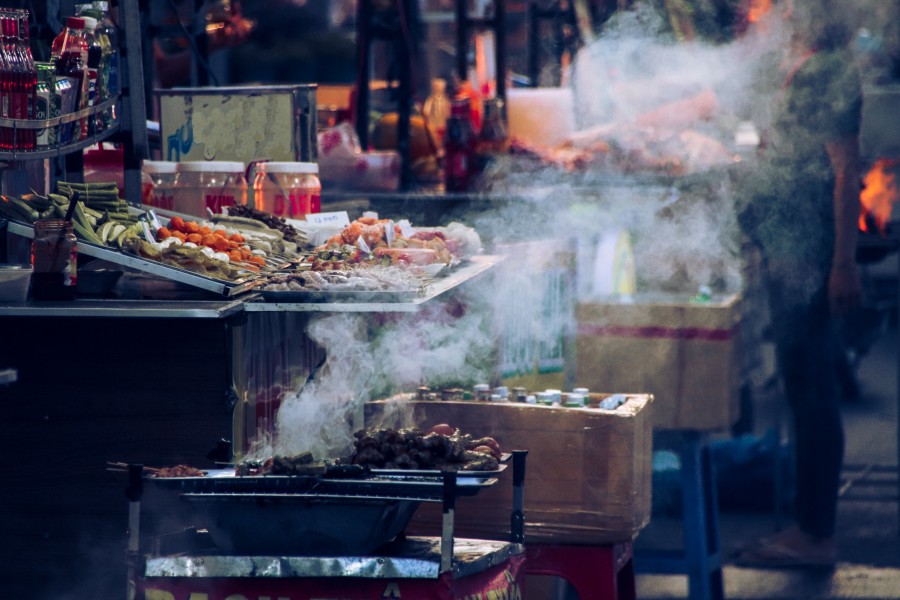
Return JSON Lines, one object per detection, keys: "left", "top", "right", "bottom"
{"left": 124, "top": 451, "right": 528, "bottom": 595}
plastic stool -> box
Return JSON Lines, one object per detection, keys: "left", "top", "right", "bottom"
{"left": 635, "top": 431, "right": 725, "bottom": 600}
{"left": 525, "top": 542, "right": 636, "bottom": 600}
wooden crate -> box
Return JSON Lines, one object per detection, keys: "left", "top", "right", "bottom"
{"left": 364, "top": 395, "right": 653, "bottom": 545}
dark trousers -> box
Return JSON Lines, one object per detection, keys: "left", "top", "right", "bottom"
{"left": 767, "top": 277, "right": 845, "bottom": 539}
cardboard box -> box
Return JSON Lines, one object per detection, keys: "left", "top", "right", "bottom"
{"left": 157, "top": 85, "right": 318, "bottom": 164}
{"left": 364, "top": 395, "right": 653, "bottom": 545}
{"left": 575, "top": 293, "right": 741, "bottom": 431}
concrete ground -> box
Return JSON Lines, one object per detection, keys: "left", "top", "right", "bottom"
{"left": 634, "top": 266, "right": 900, "bottom": 599}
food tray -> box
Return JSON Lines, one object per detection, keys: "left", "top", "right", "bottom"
{"left": 259, "top": 287, "right": 424, "bottom": 303}
{"left": 6, "top": 220, "right": 263, "bottom": 297}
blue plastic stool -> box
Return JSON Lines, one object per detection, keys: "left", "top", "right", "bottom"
{"left": 635, "top": 431, "right": 725, "bottom": 600}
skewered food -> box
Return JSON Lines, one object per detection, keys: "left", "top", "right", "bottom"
{"left": 151, "top": 464, "right": 208, "bottom": 478}
{"left": 351, "top": 426, "right": 502, "bottom": 471}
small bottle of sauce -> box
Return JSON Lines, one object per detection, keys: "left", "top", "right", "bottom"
{"left": 31, "top": 218, "right": 77, "bottom": 300}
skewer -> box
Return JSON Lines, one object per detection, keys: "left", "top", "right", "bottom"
{"left": 106, "top": 461, "right": 161, "bottom": 473}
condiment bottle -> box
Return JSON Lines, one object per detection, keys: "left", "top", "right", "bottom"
{"left": 422, "top": 77, "right": 451, "bottom": 146}
{"left": 251, "top": 161, "right": 321, "bottom": 218}
{"left": 51, "top": 17, "right": 89, "bottom": 143}
{"left": 172, "top": 161, "right": 247, "bottom": 218}
{"left": 31, "top": 218, "right": 77, "bottom": 300}
{"left": 443, "top": 97, "right": 476, "bottom": 192}
{"left": 475, "top": 97, "right": 509, "bottom": 173}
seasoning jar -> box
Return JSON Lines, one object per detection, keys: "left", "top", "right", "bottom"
{"left": 473, "top": 383, "right": 491, "bottom": 402}
{"left": 251, "top": 161, "right": 321, "bottom": 218}
{"left": 172, "top": 161, "right": 247, "bottom": 218}
{"left": 142, "top": 160, "right": 178, "bottom": 210}
{"left": 31, "top": 218, "right": 77, "bottom": 300}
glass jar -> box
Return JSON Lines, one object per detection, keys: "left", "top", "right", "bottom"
{"left": 142, "top": 160, "right": 178, "bottom": 210}
{"left": 31, "top": 218, "right": 77, "bottom": 300}
{"left": 251, "top": 161, "right": 321, "bottom": 218}
{"left": 172, "top": 160, "right": 247, "bottom": 218}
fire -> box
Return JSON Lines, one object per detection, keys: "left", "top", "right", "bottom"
{"left": 859, "top": 159, "right": 900, "bottom": 234}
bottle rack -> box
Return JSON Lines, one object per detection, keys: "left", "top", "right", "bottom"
{"left": 0, "top": 0, "right": 147, "bottom": 207}
{"left": 0, "top": 94, "right": 121, "bottom": 161}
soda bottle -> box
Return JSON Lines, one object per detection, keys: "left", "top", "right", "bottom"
{"left": 443, "top": 97, "right": 476, "bottom": 192}
{"left": 51, "top": 17, "right": 89, "bottom": 143}
{"left": 475, "top": 97, "right": 508, "bottom": 174}
{"left": 15, "top": 10, "right": 37, "bottom": 150}
{"left": 0, "top": 12, "right": 16, "bottom": 150}
{"left": 0, "top": 9, "right": 35, "bottom": 150}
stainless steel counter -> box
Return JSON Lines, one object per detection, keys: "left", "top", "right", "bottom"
{"left": 0, "top": 256, "right": 502, "bottom": 318}
{"left": 0, "top": 299, "right": 246, "bottom": 319}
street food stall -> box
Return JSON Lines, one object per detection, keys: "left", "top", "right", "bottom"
{"left": 3, "top": 0, "right": 899, "bottom": 599}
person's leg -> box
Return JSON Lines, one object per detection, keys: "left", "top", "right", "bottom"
{"left": 779, "top": 291, "right": 844, "bottom": 539}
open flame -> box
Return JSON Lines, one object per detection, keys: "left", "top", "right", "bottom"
{"left": 859, "top": 159, "right": 900, "bottom": 234}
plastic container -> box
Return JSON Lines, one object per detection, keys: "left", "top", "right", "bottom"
{"left": 142, "top": 160, "right": 178, "bottom": 210}
{"left": 172, "top": 161, "right": 247, "bottom": 218}
{"left": 251, "top": 161, "right": 321, "bottom": 218}
{"left": 0, "top": 264, "right": 32, "bottom": 301}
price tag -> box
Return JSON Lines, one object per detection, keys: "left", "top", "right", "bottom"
{"left": 385, "top": 219, "right": 395, "bottom": 247}
{"left": 396, "top": 219, "right": 415, "bottom": 238}
{"left": 307, "top": 211, "right": 350, "bottom": 227}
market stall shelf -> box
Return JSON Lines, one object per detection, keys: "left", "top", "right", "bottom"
{"left": 6, "top": 220, "right": 264, "bottom": 297}
{"left": 244, "top": 254, "right": 503, "bottom": 313}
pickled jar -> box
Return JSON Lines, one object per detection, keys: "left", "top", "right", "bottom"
{"left": 31, "top": 218, "right": 77, "bottom": 300}
{"left": 172, "top": 161, "right": 247, "bottom": 218}
{"left": 252, "top": 161, "right": 321, "bottom": 218}
{"left": 142, "top": 160, "right": 177, "bottom": 210}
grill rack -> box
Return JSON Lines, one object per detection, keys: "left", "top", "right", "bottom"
{"left": 125, "top": 451, "right": 527, "bottom": 580}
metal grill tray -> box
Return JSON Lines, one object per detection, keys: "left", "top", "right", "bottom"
{"left": 371, "top": 453, "right": 510, "bottom": 477}
{"left": 6, "top": 220, "right": 263, "bottom": 297}
{"left": 259, "top": 287, "right": 423, "bottom": 303}
{"left": 147, "top": 469, "right": 499, "bottom": 499}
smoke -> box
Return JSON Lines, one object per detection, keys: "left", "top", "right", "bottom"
{"left": 261, "top": 0, "right": 834, "bottom": 461}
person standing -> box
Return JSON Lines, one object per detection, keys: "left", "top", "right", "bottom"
{"left": 734, "top": 0, "right": 863, "bottom": 567}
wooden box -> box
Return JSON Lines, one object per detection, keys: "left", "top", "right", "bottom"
{"left": 575, "top": 293, "right": 741, "bottom": 431}
{"left": 364, "top": 395, "right": 653, "bottom": 545}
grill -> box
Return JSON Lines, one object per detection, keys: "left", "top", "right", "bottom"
{"left": 125, "top": 451, "right": 527, "bottom": 586}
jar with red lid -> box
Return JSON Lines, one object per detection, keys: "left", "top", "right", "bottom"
{"left": 172, "top": 161, "right": 247, "bottom": 218}
{"left": 251, "top": 161, "right": 321, "bottom": 218}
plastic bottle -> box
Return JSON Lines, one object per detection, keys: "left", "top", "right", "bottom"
{"left": 0, "top": 11, "right": 32, "bottom": 150}
{"left": 92, "top": 2, "right": 118, "bottom": 94}
{"left": 51, "top": 17, "right": 89, "bottom": 143}
{"left": 443, "top": 97, "right": 476, "bottom": 192}
{"left": 82, "top": 16, "right": 100, "bottom": 138}
{"left": 13, "top": 10, "right": 36, "bottom": 150}
{"left": 422, "top": 77, "right": 451, "bottom": 146}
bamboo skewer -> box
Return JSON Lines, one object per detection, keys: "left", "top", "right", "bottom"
{"left": 106, "top": 461, "right": 161, "bottom": 473}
